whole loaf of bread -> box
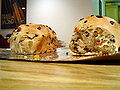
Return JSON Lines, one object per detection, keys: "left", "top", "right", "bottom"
{"left": 69, "top": 15, "right": 120, "bottom": 55}
{"left": 8, "top": 24, "right": 58, "bottom": 54}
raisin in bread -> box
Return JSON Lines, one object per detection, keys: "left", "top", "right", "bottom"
{"left": 8, "top": 24, "right": 58, "bottom": 53}
{"left": 69, "top": 15, "right": 120, "bottom": 55}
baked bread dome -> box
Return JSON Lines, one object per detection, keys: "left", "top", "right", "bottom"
{"left": 8, "top": 24, "right": 58, "bottom": 54}
{"left": 69, "top": 15, "right": 120, "bottom": 55}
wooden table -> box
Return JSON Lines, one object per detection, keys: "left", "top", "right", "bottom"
{"left": 0, "top": 60, "right": 120, "bottom": 90}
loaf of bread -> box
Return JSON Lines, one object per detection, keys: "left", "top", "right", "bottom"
{"left": 8, "top": 24, "right": 58, "bottom": 54}
{"left": 69, "top": 15, "right": 120, "bottom": 55}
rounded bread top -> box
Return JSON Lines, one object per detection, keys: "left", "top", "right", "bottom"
{"left": 13, "top": 24, "right": 57, "bottom": 37}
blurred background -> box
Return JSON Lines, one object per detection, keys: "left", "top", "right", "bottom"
{"left": 0, "top": 0, "right": 120, "bottom": 48}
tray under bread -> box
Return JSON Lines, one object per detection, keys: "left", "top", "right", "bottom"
{"left": 0, "top": 47, "right": 120, "bottom": 64}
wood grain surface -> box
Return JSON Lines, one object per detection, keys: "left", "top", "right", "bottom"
{"left": 0, "top": 60, "right": 120, "bottom": 90}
